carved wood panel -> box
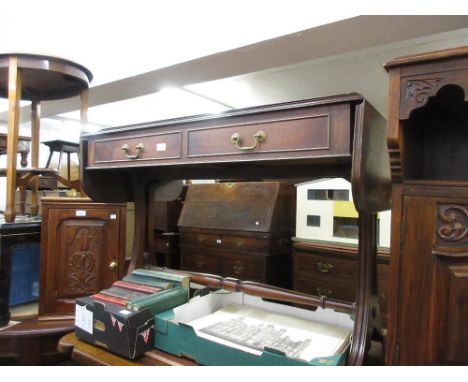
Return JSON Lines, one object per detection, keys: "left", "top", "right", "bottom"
{"left": 445, "top": 265, "right": 468, "bottom": 364}
{"left": 399, "top": 69, "right": 468, "bottom": 119}
{"left": 58, "top": 220, "right": 107, "bottom": 296}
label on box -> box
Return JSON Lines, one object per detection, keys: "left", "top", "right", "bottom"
{"left": 75, "top": 304, "right": 93, "bottom": 334}
{"left": 156, "top": 143, "right": 167, "bottom": 152}
{"left": 76, "top": 210, "right": 86, "bottom": 217}
{"left": 110, "top": 214, "right": 117, "bottom": 220}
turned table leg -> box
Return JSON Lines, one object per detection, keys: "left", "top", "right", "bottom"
{"left": 5, "top": 57, "right": 22, "bottom": 223}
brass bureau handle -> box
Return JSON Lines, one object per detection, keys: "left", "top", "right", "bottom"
{"left": 195, "top": 257, "right": 206, "bottom": 269}
{"left": 316, "top": 287, "right": 332, "bottom": 297}
{"left": 316, "top": 262, "right": 334, "bottom": 273}
{"left": 233, "top": 262, "right": 245, "bottom": 275}
{"left": 230, "top": 130, "right": 266, "bottom": 151}
{"left": 121, "top": 143, "right": 144, "bottom": 159}
{"left": 234, "top": 239, "right": 244, "bottom": 248}
{"left": 109, "top": 261, "right": 118, "bottom": 271}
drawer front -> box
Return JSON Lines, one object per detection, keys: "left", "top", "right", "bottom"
{"left": 217, "top": 235, "right": 270, "bottom": 253}
{"left": 181, "top": 249, "right": 222, "bottom": 274}
{"left": 293, "top": 275, "right": 356, "bottom": 302}
{"left": 181, "top": 232, "right": 223, "bottom": 249}
{"left": 187, "top": 104, "right": 350, "bottom": 159}
{"left": 222, "top": 255, "right": 263, "bottom": 281}
{"left": 180, "top": 232, "right": 281, "bottom": 254}
{"left": 91, "top": 131, "right": 182, "bottom": 165}
{"left": 293, "top": 251, "right": 357, "bottom": 279}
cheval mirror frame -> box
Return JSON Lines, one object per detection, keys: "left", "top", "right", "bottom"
{"left": 80, "top": 93, "right": 391, "bottom": 365}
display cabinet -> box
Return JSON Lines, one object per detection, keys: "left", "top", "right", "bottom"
{"left": 385, "top": 46, "right": 468, "bottom": 365}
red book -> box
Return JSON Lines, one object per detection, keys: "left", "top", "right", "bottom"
{"left": 112, "top": 280, "right": 161, "bottom": 294}
{"left": 91, "top": 293, "right": 128, "bottom": 307}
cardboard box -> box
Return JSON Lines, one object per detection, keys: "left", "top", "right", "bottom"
{"left": 75, "top": 296, "right": 154, "bottom": 359}
{"left": 74, "top": 269, "right": 190, "bottom": 359}
{"left": 154, "top": 291, "right": 353, "bottom": 366}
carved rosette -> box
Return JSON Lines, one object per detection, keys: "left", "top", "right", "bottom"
{"left": 437, "top": 205, "right": 468, "bottom": 242}
{"left": 433, "top": 204, "right": 468, "bottom": 258}
{"left": 67, "top": 227, "right": 99, "bottom": 293}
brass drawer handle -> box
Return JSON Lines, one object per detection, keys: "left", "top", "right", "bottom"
{"left": 317, "top": 262, "right": 334, "bottom": 273}
{"left": 121, "top": 143, "right": 144, "bottom": 159}
{"left": 316, "top": 287, "right": 332, "bottom": 297}
{"left": 230, "top": 130, "right": 266, "bottom": 151}
{"left": 233, "top": 261, "right": 245, "bottom": 274}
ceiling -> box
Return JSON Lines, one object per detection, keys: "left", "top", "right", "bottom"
{"left": 0, "top": 7, "right": 468, "bottom": 136}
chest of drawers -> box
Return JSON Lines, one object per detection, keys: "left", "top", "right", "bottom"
{"left": 292, "top": 240, "right": 389, "bottom": 328}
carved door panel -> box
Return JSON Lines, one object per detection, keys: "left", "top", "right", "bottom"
{"left": 40, "top": 204, "right": 125, "bottom": 315}
{"left": 433, "top": 203, "right": 468, "bottom": 365}
{"left": 398, "top": 195, "right": 468, "bottom": 365}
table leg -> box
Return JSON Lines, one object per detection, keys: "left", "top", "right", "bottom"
{"left": 30, "top": 100, "right": 40, "bottom": 215}
{"left": 5, "top": 57, "right": 22, "bottom": 223}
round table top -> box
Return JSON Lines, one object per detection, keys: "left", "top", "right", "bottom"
{"left": 0, "top": 53, "right": 93, "bottom": 101}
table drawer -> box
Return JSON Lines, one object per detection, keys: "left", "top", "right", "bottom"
{"left": 90, "top": 131, "right": 182, "bottom": 165}
{"left": 186, "top": 104, "right": 351, "bottom": 159}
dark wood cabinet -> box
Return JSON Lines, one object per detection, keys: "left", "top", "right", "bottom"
{"left": 39, "top": 198, "right": 127, "bottom": 316}
{"left": 292, "top": 241, "right": 389, "bottom": 328}
{"left": 178, "top": 182, "right": 295, "bottom": 288}
{"left": 385, "top": 46, "right": 468, "bottom": 365}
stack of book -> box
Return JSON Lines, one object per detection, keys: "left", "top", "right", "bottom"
{"left": 75, "top": 269, "right": 190, "bottom": 359}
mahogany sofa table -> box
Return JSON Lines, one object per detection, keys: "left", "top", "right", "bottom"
{"left": 58, "top": 332, "right": 197, "bottom": 366}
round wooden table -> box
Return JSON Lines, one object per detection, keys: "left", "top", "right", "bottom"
{"left": 0, "top": 53, "right": 92, "bottom": 222}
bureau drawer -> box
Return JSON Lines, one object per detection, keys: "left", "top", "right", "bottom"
{"left": 186, "top": 104, "right": 351, "bottom": 159}
{"left": 222, "top": 255, "right": 263, "bottom": 281}
{"left": 180, "top": 232, "right": 288, "bottom": 255}
{"left": 180, "top": 232, "right": 223, "bottom": 249}
{"left": 90, "top": 131, "right": 182, "bottom": 165}
{"left": 181, "top": 250, "right": 222, "bottom": 274}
